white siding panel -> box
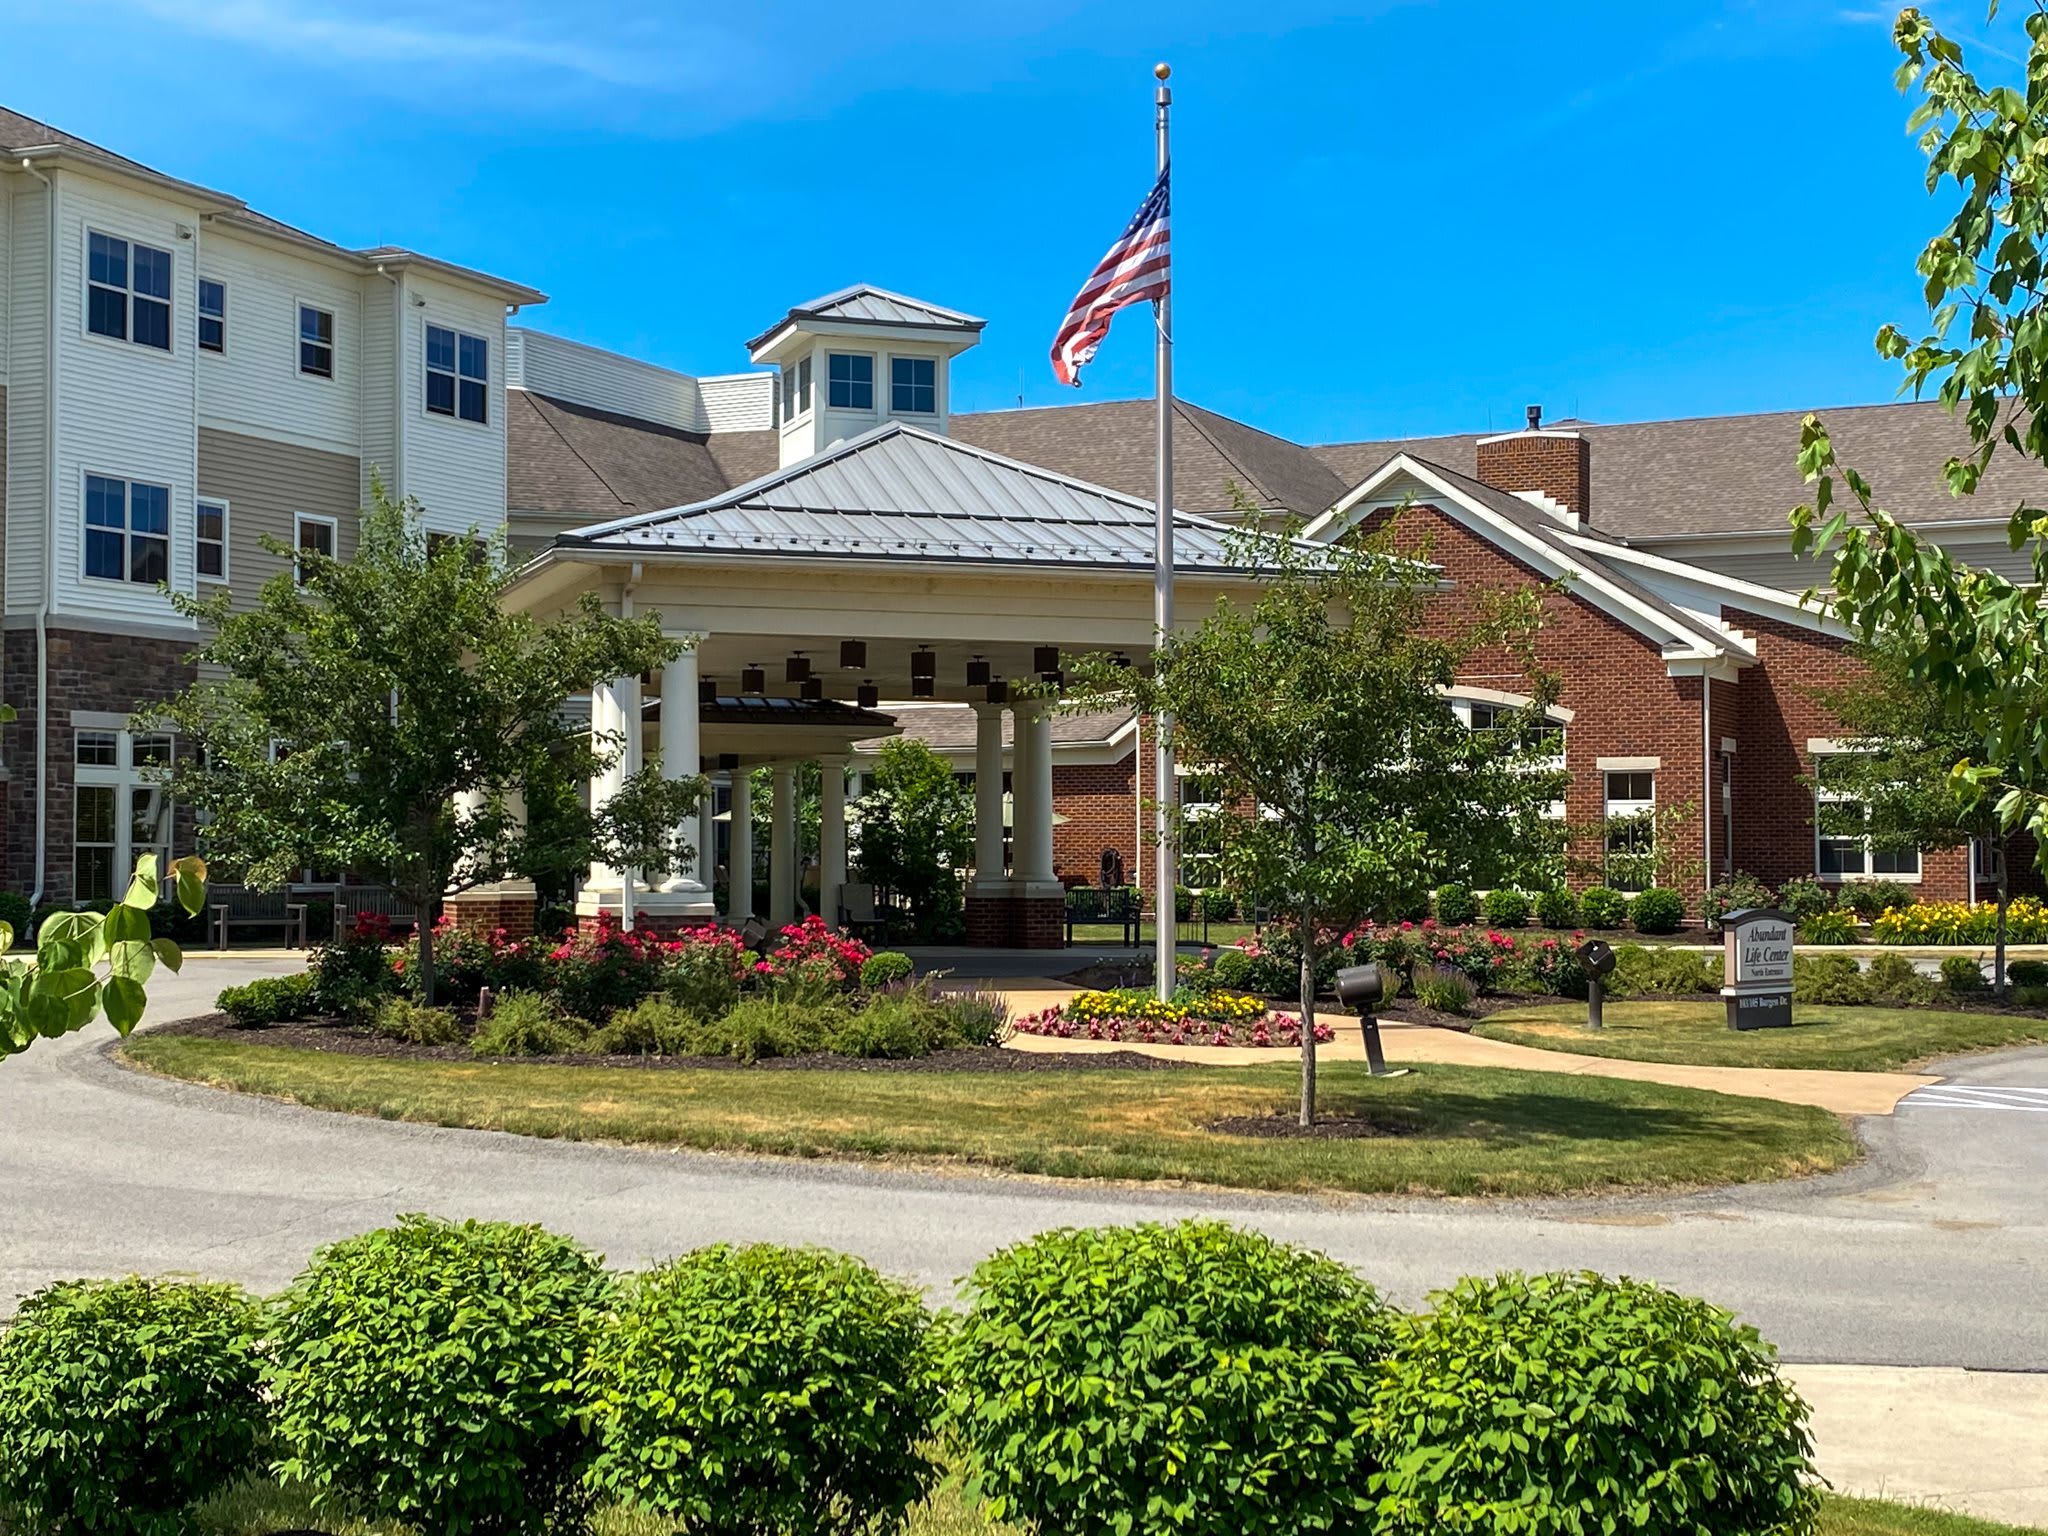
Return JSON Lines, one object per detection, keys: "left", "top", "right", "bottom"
{"left": 194, "top": 230, "right": 362, "bottom": 454}
{"left": 53, "top": 179, "right": 198, "bottom": 627}
{"left": 0, "top": 182, "right": 11, "bottom": 384}
{"left": 508, "top": 328, "right": 708, "bottom": 432}
{"left": 699, "top": 372, "right": 774, "bottom": 432}
{"left": 402, "top": 273, "right": 508, "bottom": 534}
{"left": 7, "top": 182, "right": 48, "bottom": 613}
{"left": 360, "top": 277, "right": 397, "bottom": 507}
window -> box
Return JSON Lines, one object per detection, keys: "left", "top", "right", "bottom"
{"left": 1814, "top": 754, "right": 1923, "bottom": 882}
{"left": 197, "top": 278, "right": 225, "bottom": 353}
{"left": 197, "top": 498, "right": 228, "bottom": 581}
{"left": 827, "top": 352, "right": 873, "bottom": 410}
{"left": 1976, "top": 836, "right": 2006, "bottom": 886}
{"left": 73, "top": 727, "right": 174, "bottom": 903}
{"left": 1603, "top": 769, "right": 1656, "bottom": 891}
{"left": 1719, "top": 749, "right": 1735, "bottom": 877}
{"left": 426, "top": 324, "right": 489, "bottom": 423}
{"left": 890, "top": 355, "right": 936, "bottom": 414}
{"left": 84, "top": 474, "right": 171, "bottom": 586}
{"left": 1461, "top": 699, "right": 1565, "bottom": 759}
{"left": 87, "top": 231, "right": 172, "bottom": 350}
{"left": 299, "top": 304, "right": 334, "bottom": 377}
{"left": 781, "top": 356, "right": 813, "bottom": 420}
{"left": 295, "top": 513, "right": 336, "bottom": 584}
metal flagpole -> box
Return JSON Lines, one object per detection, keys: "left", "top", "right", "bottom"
{"left": 1152, "top": 61, "right": 1176, "bottom": 1003}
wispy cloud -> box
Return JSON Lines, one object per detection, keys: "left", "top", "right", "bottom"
{"left": 1836, "top": 8, "right": 1892, "bottom": 23}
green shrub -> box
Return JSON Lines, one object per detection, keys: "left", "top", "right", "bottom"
{"left": 0, "top": 891, "right": 30, "bottom": 949}
{"left": 1610, "top": 943, "right": 1717, "bottom": 997}
{"left": 471, "top": 991, "right": 587, "bottom": 1057}
{"left": 1941, "top": 955, "right": 1987, "bottom": 994}
{"left": 1630, "top": 886, "right": 1685, "bottom": 934}
{"left": 2017, "top": 984, "right": 2048, "bottom": 1008}
{"left": 1579, "top": 885, "right": 1629, "bottom": 929}
{"left": 1413, "top": 967, "right": 1473, "bottom": 1015}
{"left": 860, "top": 950, "right": 915, "bottom": 990}
{"left": 268, "top": 1215, "right": 613, "bottom": 1536}
{"left": 1371, "top": 1271, "right": 1818, "bottom": 1536}
{"left": 1775, "top": 877, "right": 1835, "bottom": 922}
{"left": 1434, "top": 883, "right": 1479, "bottom": 926}
{"left": 1704, "top": 873, "right": 1776, "bottom": 928}
{"left": 1212, "top": 948, "right": 1253, "bottom": 989}
{"left": 311, "top": 934, "right": 400, "bottom": 1018}
{"left": 1841, "top": 879, "right": 1913, "bottom": 920}
{"left": 683, "top": 996, "right": 835, "bottom": 1062}
{"left": 931, "top": 986, "right": 1010, "bottom": 1047}
{"left": 215, "top": 970, "right": 319, "bottom": 1027}
{"left": 944, "top": 1221, "right": 1392, "bottom": 1536}
{"left": 832, "top": 994, "right": 947, "bottom": 1059}
{"left": 2007, "top": 959, "right": 2048, "bottom": 988}
{"left": 1480, "top": 886, "right": 1530, "bottom": 928}
{"left": 589, "top": 996, "right": 694, "bottom": 1055}
{"left": 1793, "top": 954, "right": 1870, "bottom": 1006}
{"left": 1798, "top": 909, "right": 1860, "bottom": 945}
{"left": 1866, "top": 953, "right": 1936, "bottom": 1005}
{"left": 584, "top": 1245, "right": 941, "bottom": 1534}
{"left": 372, "top": 995, "right": 463, "bottom": 1046}
{"left": 1199, "top": 888, "right": 1238, "bottom": 923}
{"left": 1533, "top": 887, "right": 1579, "bottom": 929}
{"left": 0, "top": 1277, "right": 265, "bottom": 1536}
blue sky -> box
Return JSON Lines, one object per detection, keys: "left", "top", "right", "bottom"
{"left": 0, "top": 0, "right": 2006, "bottom": 443}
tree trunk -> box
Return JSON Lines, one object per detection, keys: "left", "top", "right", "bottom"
{"left": 1995, "top": 839, "right": 2011, "bottom": 1002}
{"left": 1298, "top": 906, "right": 1317, "bottom": 1128}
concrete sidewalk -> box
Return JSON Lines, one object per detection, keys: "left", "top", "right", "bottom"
{"left": 988, "top": 982, "right": 1932, "bottom": 1116}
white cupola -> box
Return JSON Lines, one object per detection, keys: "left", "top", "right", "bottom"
{"left": 746, "top": 285, "right": 986, "bottom": 468}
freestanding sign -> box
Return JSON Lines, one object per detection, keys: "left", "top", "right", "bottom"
{"left": 1721, "top": 906, "right": 1796, "bottom": 1031}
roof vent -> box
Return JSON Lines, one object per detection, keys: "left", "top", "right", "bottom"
{"left": 1525, "top": 404, "right": 1543, "bottom": 432}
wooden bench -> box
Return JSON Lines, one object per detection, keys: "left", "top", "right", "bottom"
{"left": 211, "top": 887, "right": 309, "bottom": 951}
{"left": 1065, "top": 886, "right": 1142, "bottom": 947}
{"left": 335, "top": 889, "right": 419, "bottom": 939}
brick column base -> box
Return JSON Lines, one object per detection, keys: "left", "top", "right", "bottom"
{"left": 965, "top": 890, "right": 1068, "bottom": 950}
{"left": 445, "top": 890, "right": 538, "bottom": 940}
{"left": 575, "top": 911, "right": 722, "bottom": 941}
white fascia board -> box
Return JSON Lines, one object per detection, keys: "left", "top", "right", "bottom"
{"left": 1561, "top": 532, "right": 1847, "bottom": 638}
{"left": 1311, "top": 455, "right": 1733, "bottom": 659}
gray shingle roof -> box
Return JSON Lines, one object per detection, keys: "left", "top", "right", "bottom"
{"left": 852, "top": 703, "right": 1134, "bottom": 755}
{"left": 508, "top": 391, "right": 730, "bottom": 519}
{"left": 554, "top": 421, "right": 1270, "bottom": 572}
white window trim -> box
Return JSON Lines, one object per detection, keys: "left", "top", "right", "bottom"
{"left": 196, "top": 496, "right": 230, "bottom": 584}
{"left": 781, "top": 355, "right": 815, "bottom": 422}
{"left": 72, "top": 725, "right": 176, "bottom": 903}
{"left": 294, "top": 512, "right": 338, "bottom": 584}
{"left": 83, "top": 226, "right": 175, "bottom": 358}
{"left": 1597, "top": 755, "right": 1662, "bottom": 772}
{"left": 296, "top": 298, "right": 336, "bottom": 380}
{"left": 79, "top": 469, "right": 175, "bottom": 591}
{"left": 197, "top": 275, "right": 227, "bottom": 356}
{"left": 888, "top": 353, "right": 938, "bottom": 415}
{"left": 826, "top": 350, "right": 877, "bottom": 413}
{"left": 423, "top": 319, "right": 490, "bottom": 427}
{"left": 1812, "top": 781, "right": 1924, "bottom": 884}
{"left": 1603, "top": 769, "right": 1657, "bottom": 890}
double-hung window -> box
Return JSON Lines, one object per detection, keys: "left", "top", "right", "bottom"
{"left": 87, "top": 231, "right": 172, "bottom": 350}
{"left": 85, "top": 474, "right": 171, "bottom": 585}
{"left": 780, "top": 356, "right": 813, "bottom": 420}
{"left": 197, "top": 278, "right": 226, "bottom": 353}
{"left": 827, "top": 352, "right": 873, "bottom": 410}
{"left": 890, "top": 355, "right": 936, "bottom": 414}
{"left": 295, "top": 512, "right": 336, "bottom": 586}
{"left": 197, "top": 498, "right": 229, "bottom": 581}
{"left": 73, "top": 728, "right": 174, "bottom": 903}
{"left": 426, "top": 324, "right": 489, "bottom": 423}
{"left": 1603, "top": 769, "right": 1656, "bottom": 891}
{"left": 1813, "top": 757, "right": 1921, "bottom": 880}
{"left": 299, "top": 304, "right": 334, "bottom": 377}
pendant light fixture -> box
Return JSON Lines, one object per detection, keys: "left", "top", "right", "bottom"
{"left": 965, "top": 655, "right": 991, "bottom": 687}
{"left": 911, "top": 674, "right": 936, "bottom": 699}
{"left": 1033, "top": 645, "right": 1060, "bottom": 674}
{"left": 1040, "top": 669, "right": 1064, "bottom": 689}
{"left": 785, "top": 652, "right": 811, "bottom": 684}
{"left": 699, "top": 678, "right": 718, "bottom": 705}
{"left": 741, "top": 663, "right": 765, "bottom": 695}
{"left": 1110, "top": 650, "right": 1133, "bottom": 669}
{"left": 910, "top": 645, "right": 936, "bottom": 680}
{"left": 839, "top": 639, "right": 867, "bottom": 670}
{"left": 857, "top": 680, "right": 880, "bottom": 709}
{"left": 717, "top": 752, "right": 739, "bottom": 771}
{"left": 800, "top": 676, "right": 824, "bottom": 701}
{"left": 986, "top": 679, "right": 1008, "bottom": 704}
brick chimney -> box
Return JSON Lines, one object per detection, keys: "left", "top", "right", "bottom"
{"left": 1474, "top": 404, "right": 1591, "bottom": 527}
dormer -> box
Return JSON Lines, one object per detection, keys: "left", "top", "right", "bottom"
{"left": 746, "top": 285, "right": 985, "bottom": 467}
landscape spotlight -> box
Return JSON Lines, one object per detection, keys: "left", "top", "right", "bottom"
{"left": 1334, "top": 963, "right": 1403, "bottom": 1078}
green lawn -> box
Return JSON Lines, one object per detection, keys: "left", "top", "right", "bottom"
{"left": 193, "top": 1478, "right": 2039, "bottom": 1535}
{"left": 1476, "top": 999, "right": 2048, "bottom": 1072}
{"left": 123, "top": 1034, "right": 1853, "bottom": 1198}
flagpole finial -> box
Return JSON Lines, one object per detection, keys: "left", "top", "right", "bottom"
{"left": 1154, "top": 61, "right": 1171, "bottom": 80}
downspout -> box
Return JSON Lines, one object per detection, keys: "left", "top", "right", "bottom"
{"left": 21, "top": 159, "right": 56, "bottom": 907}
{"left": 1701, "top": 672, "right": 1713, "bottom": 897}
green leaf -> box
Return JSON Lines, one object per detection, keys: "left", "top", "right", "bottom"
{"left": 123, "top": 853, "right": 161, "bottom": 909}
{"left": 153, "top": 937, "right": 185, "bottom": 975}
{"left": 103, "top": 975, "right": 147, "bottom": 1035}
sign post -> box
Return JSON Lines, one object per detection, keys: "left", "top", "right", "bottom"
{"left": 1721, "top": 906, "right": 1796, "bottom": 1031}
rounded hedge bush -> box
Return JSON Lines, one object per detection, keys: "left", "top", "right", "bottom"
{"left": 267, "top": 1215, "right": 614, "bottom": 1535}
{"left": 1630, "top": 886, "right": 1686, "bottom": 934}
{"left": 1579, "top": 885, "right": 1629, "bottom": 929}
{"left": 1371, "top": 1271, "right": 1819, "bottom": 1536}
{"left": 944, "top": 1220, "right": 1393, "bottom": 1536}
{"left": 1480, "top": 886, "right": 1530, "bottom": 928}
{"left": 584, "top": 1244, "right": 941, "bottom": 1535}
{"left": 1533, "top": 887, "right": 1579, "bottom": 930}
{"left": 0, "top": 1277, "right": 266, "bottom": 1536}
{"left": 1434, "top": 884, "right": 1479, "bottom": 926}
{"left": 860, "top": 950, "right": 915, "bottom": 989}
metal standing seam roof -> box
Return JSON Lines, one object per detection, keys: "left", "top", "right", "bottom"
{"left": 552, "top": 421, "right": 1306, "bottom": 573}
{"left": 744, "top": 285, "right": 986, "bottom": 353}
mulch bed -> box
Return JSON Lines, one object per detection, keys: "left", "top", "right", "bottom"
{"left": 1206, "top": 1113, "right": 1419, "bottom": 1140}
{"left": 153, "top": 1013, "right": 1194, "bottom": 1074}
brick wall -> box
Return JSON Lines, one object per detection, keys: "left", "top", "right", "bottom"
{"left": 1052, "top": 759, "right": 1139, "bottom": 887}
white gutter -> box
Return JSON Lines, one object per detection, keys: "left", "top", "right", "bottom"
{"left": 20, "top": 159, "right": 56, "bottom": 907}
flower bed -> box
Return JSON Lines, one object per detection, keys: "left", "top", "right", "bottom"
{"left": 1872, "top": 897, "right": 2048, "bottom": 946}
{"left": 1018, "top": 988, "right": 1333, "bottom": 1048}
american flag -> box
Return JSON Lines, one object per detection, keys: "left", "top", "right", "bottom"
{"left": 1050, "top": 164, "right": 1170, "bottom": 387}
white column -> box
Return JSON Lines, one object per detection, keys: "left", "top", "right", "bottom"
{"left": 819, "top": 755, "right": 848, "bottom": 926}
{"left": 657, "top": 648, "right": 706, "bottom": 895}
{"left": 613, "top": 670, "right": 643, "bottom": 926}
{"left": 583, "top": 679, "right": 624, "bottom": 895}
{"left": 1013, "top": 702, "right": 1056, "bottom": 887}
{"left": 769, "top": 762, "right": 798, "bottom": 926}
{"left": 973, "top": 701, "right": 1007, "bottom": 887}
{"left": 698, "top": 779, "right": 718, "bottom": 892}
{"left": 728, "top": 770, "right": 754, "bottom": 922}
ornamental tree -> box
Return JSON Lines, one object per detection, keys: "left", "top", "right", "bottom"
{"left": 1072, "top": 519, "right": 1563, "bottom": 1125}
{"left": 850, "top": 738, "right": 975, "bottom": 942}
{"left": 1792, "top": 6, "right": 2048, "bottom": 920}
{"left": 158, "top": 487, "right": 701, "bottom": 1003}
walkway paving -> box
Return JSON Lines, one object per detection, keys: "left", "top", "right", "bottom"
{"left": 988, "top": 981, "right": 1932, "bottom": 1116}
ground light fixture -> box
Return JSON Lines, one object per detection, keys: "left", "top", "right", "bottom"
{"left": 1334, "top": 963, "right": 1405, "bottom": 1078}
{"left": 786, "top": 653, "right": 811, "bottom": 684}
{"left": 965, "top": 655, "right": 991, "bottom": 687}
{"left": 857, "top": 680, "right": 879, "bottom": 709}
{"left": 741, "top": 664, "right": 765, "bottom": 695}
{"left": 1575, "top": 937, "right": 1617, "bottom": 1030}
{"left": 839, "top": 639, "right": 866, "bottom": 670}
